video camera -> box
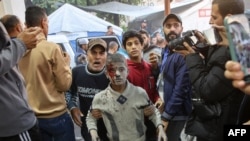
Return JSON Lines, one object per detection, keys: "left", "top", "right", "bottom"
{"left": 168, "top": 30, "right": 198, "bottom": 51}
{"left": 168, "top": 30, "right": 210, "bottom": 53}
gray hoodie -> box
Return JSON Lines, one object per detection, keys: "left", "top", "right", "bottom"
{"left": 0, "top": 23, "right": 37, "bottom": 137}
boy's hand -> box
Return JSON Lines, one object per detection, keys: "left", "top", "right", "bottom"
{"left": 162, "top": 120, "right": 169, "bottom": 132}
{"left": 157, "top": 125, "right": 167, "bottom": 141}
{"left": 90, "top": 130, "right": 100, "bottom": 141}
{"left": 149, "top": 52, "right": 160, "bottom": 69}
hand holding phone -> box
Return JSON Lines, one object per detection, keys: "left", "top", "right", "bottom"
{"left": 224, "top": 14, "right": 250, "bottom": 83}
{"left": 203, "top": 27, "right": 222, "bottom": 45}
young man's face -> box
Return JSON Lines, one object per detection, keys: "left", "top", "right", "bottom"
{"left": 87, "top": 46, "right": 107, "bottom": 72}
{"left": 141, "top": 22, "right": 147, "bottom": 28}
{"left": 125, "top": 37, "right": 143, "bottom": 59}
{"left": 80, "top": 44, "right": 88, "bottom": 51}
{"left": 108, "top": 45, "right": 118, "bottom": 54}
{"left": 108, "top": 27, "right": 113, "bottom": 32}
{"left": 163, "top": 18, "right": 183, "bottom": 42}
{"left": 106, "top": 62, "right": 128, "bottom": 86}
{"left": 151, "top": 37, "right": 157, "bottom": 45}
{"left": 209, "top": 4, "right": 224, "bottom": 26}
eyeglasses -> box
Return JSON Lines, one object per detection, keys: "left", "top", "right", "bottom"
{"left": 165, "top": 23, "right": 181, "bottom": 29}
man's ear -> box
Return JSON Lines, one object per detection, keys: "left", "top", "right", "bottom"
{"left": 16, "top": 23, "right": 22, "bottom": 32}
{"left": 41, "top": 18, "right": 47, "bottom": 29}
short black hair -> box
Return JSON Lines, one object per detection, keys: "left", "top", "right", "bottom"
{"left": 25, "top": 6, "right": 46, "bottom": 27}
{"left": 107, "top": 25, "right": 112, "bottom": 29}
{"left": 138, "top": 29, "right": 149, "bottom": 38}
{"left": 0, "top": 15, "right": 20, "bottom": 34}
{"left": 122, "top": 30, "right": 143, "bottom": 49}
{"left": 212, "top": 0, "right": 244, "bottom": 18}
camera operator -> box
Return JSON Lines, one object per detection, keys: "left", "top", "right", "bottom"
{"left": 173, "top": 0, "right": 245, "bottom": 140}
{"left": 160, "top": 13, "right": 192, "bottom": 141}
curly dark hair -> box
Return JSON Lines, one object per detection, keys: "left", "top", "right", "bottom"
{"left": 122, "top": 30, "right": 143, "bottom": 49}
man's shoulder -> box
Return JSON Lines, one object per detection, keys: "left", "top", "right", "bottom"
{"left": 72, "top": 65, "right": 86, "bottom": 75}
{"left": 39, "top": 40, "right": 61, "bottom": 51}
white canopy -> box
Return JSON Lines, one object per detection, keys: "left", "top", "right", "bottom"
{"left": 48, "top": 3, "right": 123, "bottom": 36}
{"left": 81, "top": 1, "right": 163, "bottom": 17}
{"left": 80, "top": 0, "right": 201, "bottom": 18}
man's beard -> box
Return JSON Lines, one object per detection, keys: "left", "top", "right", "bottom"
{"left": 164, "top": 31, "right": 181, "bottom": 42}
{"left": 144, "top": 42, "right": 149, "bottom": 50}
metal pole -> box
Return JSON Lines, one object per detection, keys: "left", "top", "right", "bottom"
{"left": 165, "top": 0, "right": 171, "bottom": 16}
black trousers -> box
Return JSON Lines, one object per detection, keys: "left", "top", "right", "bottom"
{"left": 0, "top": 123, "right": 41, "bottom": 141}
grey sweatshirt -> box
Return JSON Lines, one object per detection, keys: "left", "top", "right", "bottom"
{"left": 0, "top": 23, "right": 37, "bottom": 137}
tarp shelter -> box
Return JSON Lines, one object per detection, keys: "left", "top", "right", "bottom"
{"left": 48, "top": 3, "right": 123, "bottom": 40}
{"left": 80, "top": 1, "right": 163, "bottom": 17}
{"left": 80, "top": 0, "right": 201, "bottom": 35}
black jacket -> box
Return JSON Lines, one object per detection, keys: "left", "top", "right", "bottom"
{"left": 237, "top": 95, "right": 250, "bottom": 124}
{"left": 185, "top": 46, "right": 244, "bottom": 141}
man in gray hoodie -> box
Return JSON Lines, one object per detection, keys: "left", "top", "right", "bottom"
{"left": 0, "top": 21, "right": 41, "bottom": 141}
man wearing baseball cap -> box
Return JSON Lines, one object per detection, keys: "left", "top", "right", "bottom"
{"left": 75, "top": 38, "right": 89, "bottom": 65}
{"left": 67, "top": 38, "right": 109, "bottom": 141}
{"left": 162, "top": 14, "right": 182, "bottom": 27}
{"left": 159, "top": 13, "right": 192, "bottom": 141}
{"left": 87, "top": 38, "right": 107, "bottom": 51}
{"left": 140, "top": 19, "right": 151, "bottom": 34}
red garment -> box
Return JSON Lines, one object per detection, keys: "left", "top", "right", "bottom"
{"left": 127, "top": 59, "right": 159, "bottom": 103}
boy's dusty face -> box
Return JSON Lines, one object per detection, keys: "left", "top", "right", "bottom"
{"left": 106, "top": 62, "right": 128, "bottom": 86}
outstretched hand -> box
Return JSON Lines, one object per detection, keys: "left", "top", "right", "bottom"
{"left": 17, "top": 27, "right": 42, "bottom": 49}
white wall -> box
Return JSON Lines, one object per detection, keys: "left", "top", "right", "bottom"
{"left": 0, "top": 0, "right": 26, "bottom": 24}
{"left": 181, "top": 0, "right": 211, "bottom": 32}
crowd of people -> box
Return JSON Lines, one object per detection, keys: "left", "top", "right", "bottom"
{"left": 0, "top": 0, "right": 249, "bottom": 141}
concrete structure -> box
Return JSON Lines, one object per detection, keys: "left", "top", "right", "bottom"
{"left": 0, "top": 0, "right": 26, "bottom": 24}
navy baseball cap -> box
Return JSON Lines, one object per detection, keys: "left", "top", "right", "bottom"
{"left": 163, "top": 13, "right": 182, "bottom": 26}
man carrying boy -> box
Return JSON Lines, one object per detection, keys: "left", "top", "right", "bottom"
{"left": 86, "top": 53, "right": 167, "bottom": 141}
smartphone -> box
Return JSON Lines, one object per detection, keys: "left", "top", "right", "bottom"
{"left": 224, "top": 14, "right": 250, "bottom": 83}
{"left": 203, "top": 27, "right": 222, "bottom": 45}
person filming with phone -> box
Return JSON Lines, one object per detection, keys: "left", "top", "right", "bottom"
{"left": 173, "top": 0, "right": 245, "bottom": 141}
